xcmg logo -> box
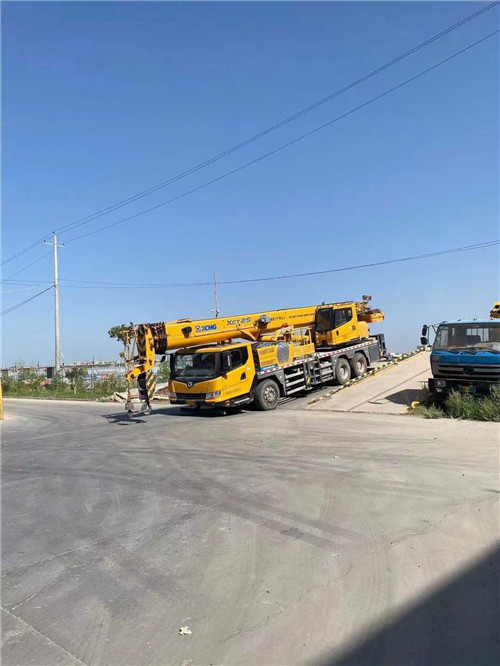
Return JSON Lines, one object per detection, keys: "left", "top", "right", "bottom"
{"left": 195, "top": 324, "right": 218, "bottom": 333}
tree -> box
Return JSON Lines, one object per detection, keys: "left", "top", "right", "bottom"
{"left": 108, "top": 323, "right": 134, "bottom": 358}
{"left": 17, "top": 363, "right": 41, "bottom": 390}
{"left": 65, "top": 366, "right": 88, "bottom": 393}
{"left": 157, "top": 360, "right": 170, "bottom": 383}
{"left": 108, "top": 323, "right": 134, "bottom": 344}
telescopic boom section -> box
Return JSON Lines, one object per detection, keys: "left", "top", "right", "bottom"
{"left": 126, "top": 305, "right": 318, "bottom": 380}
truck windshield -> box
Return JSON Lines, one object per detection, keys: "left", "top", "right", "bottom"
{"left": 434, "top": 323, "right": 500, "bottom": 352}
{"left": 172, "top": 352, "right": 220, "bottom": 380}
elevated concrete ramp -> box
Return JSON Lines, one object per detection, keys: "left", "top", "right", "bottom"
{"left": 308, "top": 351, "right": 431, "bottom": 414}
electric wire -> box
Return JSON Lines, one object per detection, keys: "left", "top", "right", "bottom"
{"left": 52, "top": 1, "right": 499, "bottom": 239}
{"left": 51, "top": 239, "right": 499, "bottom": 288}
{"left": 1, "top": 236, "right": 51, "bottom": 268}
{"left": 0, "top": 285, "right": 41, "bottom": 294}
{"left": 0, "top": 285, "right": 53, "bottom": 317}
{"left": 0, "top": 279, "right": 51, "bottom": 285}
{"left": 2, "top": 251, "right": 53, "bottom": 282}
{"left": 62, "top": 30, "right": 500, "bottom": 245}
{"left": 2, "top": 1, "right": 498, "bottom": 266}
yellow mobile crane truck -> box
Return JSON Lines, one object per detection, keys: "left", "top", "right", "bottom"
{"left": 125, "top": 297, "right": 385, "bottom": 414}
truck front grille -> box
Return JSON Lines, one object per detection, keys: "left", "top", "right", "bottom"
{"left": 174, "top": 392, "right": 206, "bottom": 401}
{"left": 435, "top": 364, "right": 500, "bottom": 380}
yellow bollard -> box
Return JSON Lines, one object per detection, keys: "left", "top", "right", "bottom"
{"left": 0, "top": 380, "right": 4, "bottom": 420}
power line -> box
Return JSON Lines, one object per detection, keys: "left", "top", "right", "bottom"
{"left": 62, "top": 30, "right": 499, "bottom": 245}
{"left": 0, "top": 285, "right": 40, "bottom": 294}
{"left": 0, "top": 285, "right": 53, "bottom": 317}
{"left": 1, "top": 235, "right": 51, "bottom": 268}
{"left": 2, "top": 1, "right": 498, "bottom": 266}
{"left": 0, "top": 279, "right": 52, "bottom": 285}
{"left": 50, "top": 1, "right": 499, "bottom": 238}
{"left": 52, "top": 240, "right": 498, "bottom": 289}
{"left": 2, "top": 251, "right": 52, "bottom": 281}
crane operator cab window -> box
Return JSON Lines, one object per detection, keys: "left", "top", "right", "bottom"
{"left": 316, "top": 305, "right": 356, "bottom": 347}
{"left": 316, "top": 307, "right": 353, "bottom": 332}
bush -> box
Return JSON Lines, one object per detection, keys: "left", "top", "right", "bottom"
{"left": 413, "top": 386, "right": 500, "bottom": 422}
{"left": 2, "top": 368, "right": 127, "bottom": 401}
{"left": 446, "top": 387, "right": 500, "bottom": 422}
{"left": 92, "top": 374, "right": 127, "bottom": 394}
{"left": 157, "top": 361, "right": 170, "bottom": 383}
{"left": 413, "top": 403, "right": 444, "bottom": 419}
{"left": 65, "top": 366, "right": 88, "bottom": 393}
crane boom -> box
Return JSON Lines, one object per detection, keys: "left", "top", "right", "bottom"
{"left": 125, "top": 297, "right": 384, "bottom": 383}
{"left": 127, "top": 305, "right": 318, "bottom": 380}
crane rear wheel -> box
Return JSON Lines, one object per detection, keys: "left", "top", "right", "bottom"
{"left": 254, "top": 379, "right": 280, "bottom": 411}
{"left": 335, "top": 358, "right": 352, "bottom": 385}
{"left": 350, "top": 353, "right": 368, "bottom": 377}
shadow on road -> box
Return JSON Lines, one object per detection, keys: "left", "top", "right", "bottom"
{"left": 102, "top": 405, "right": 248, "bottom": 423}
{"left": 103, "top": 412, "right": 147, "bottom": 424}
{"left": 381, "top": 388, "right": 424, "bottom": 406}
{"left": 315, "top": 545, "right": 500, "bottom": 666}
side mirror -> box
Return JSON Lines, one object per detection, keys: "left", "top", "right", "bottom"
{"left": 420, "top": 336, "right": 428, "bottom": 346}
{"left": 421, "top": 325, "right": 428, "bottom": 337}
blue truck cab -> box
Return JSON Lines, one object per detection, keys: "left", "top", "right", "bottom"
{"left": 424, "top": 319, "right": 500, "bottom": 398}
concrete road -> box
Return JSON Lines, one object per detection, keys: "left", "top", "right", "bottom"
{"left": 1, "top": 399, "right": 499, "bottom": 666}
{"left": 307, "top": 352, "right": 431, "bottom": 415}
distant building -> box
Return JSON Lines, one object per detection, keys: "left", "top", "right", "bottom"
{"left": 2, "top": 358, "right": 166, "bottom": 384}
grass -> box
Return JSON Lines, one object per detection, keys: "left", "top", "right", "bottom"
{"left": 413, "top": 403, "right": 444, "bottom": 419}
{"left": 413, "top": 385, "right": 500, "bottom": 422}
{"left": 2, "top": 377, "right": 127, "bottom": 401}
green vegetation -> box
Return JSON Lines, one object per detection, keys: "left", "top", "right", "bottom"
{"left": 414, "top": 386, "right": 500, "bottom": 422}
{"left": 65, "top": 366, "right": 88, "bottom": 394}
{"left": 108, "top": 323, "right": 134, "bottom": 358}
{"left": 2, "top": 364, "right": 128, "bottom": 401}
{"left": 108, "top": 323, "right": 134, "bottom": 344}
{"left": 157, "top": 360, "right": 170, "bottom": 383}
{"left": 413, "top": 403, "right": 444, "bottom": 419}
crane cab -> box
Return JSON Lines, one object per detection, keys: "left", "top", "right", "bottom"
{"left": 315, "top": 303, "right": 369, "bottom": 348}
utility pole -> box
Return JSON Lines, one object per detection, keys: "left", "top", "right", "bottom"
{"left": 212, "top": 271, "right": 220, "bottom": 318}
{"left": 44, "top": 233, "right": 64, "bottom": 374}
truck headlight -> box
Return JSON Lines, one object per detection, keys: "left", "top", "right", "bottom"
{"left": 435, "top": 380, "right": 446, "bottom": 388}
{"left": 205, "top": 390, "right": 221, "bottom": 399}
{"left": 168, "top": 390, "right": 177, "bottom": 399}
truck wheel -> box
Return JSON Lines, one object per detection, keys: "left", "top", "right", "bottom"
{"left": 254, "top": 379, "right": 280, "bottom": 411}
{"left": 350, "top": 352, "right": 367, "bottom": 377}
{"left": 335, "top": 358, "right": 351, "bottom": 385}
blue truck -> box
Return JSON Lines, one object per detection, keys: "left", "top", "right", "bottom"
{"left": 421, "top": 304, "right": 500, "bottom": 402}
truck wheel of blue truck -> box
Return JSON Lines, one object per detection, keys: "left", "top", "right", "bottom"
{"left": 254, "top": 379, "right": 280, "bottom": 411}
{"left": 336, "top": 358, "right": 352, "bottom": 385}
{"left": 350, "top": 352, "right": 367, "bottom": 377}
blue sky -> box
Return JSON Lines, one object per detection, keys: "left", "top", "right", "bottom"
{"left": 2, "top": 1, "right": 499, "bottom": 367}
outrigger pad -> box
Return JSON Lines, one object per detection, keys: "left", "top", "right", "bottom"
{"left": 125, "top": 400, "right": 152, "bottom": 417}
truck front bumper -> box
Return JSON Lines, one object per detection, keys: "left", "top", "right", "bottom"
{"left": 429, "top": 378, "right": 496, "bottom": 396}
{"left": 170, "top": 393, "right": 253, "bottom": 408}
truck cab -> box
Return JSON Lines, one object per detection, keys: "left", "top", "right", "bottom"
{"left": 428, "top": 320, "right": 500, "bottom": 397}
{"left": 169, "top": 342, "right": 256, "bottom": 408}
